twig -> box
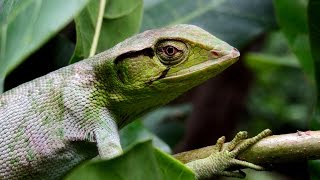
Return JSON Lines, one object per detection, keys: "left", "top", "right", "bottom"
{"left": 174, "top": 130, "right": 320, "bottom": 165}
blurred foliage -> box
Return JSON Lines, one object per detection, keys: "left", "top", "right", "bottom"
{"left": 308, "top": 0, "right": 320, "bottom": 129}
{"left": 143, "top": 0, "right": 276, "bottom": 49}
{"left": 0, "top": 0, "right": 320, "bottom": 179}
{"left": 307, "top": 0, "right": 320, "bottom": 178}
{"left": 274, "top": 0, "right": 314, "bottom": 80}
{"left": 243, "top": 31, "right": 314, "bottom": 134}
{"left": 142, "top": 104, "right": 192, "bottom": 148}
{"left": 0, "top": 0, "right": 90, "bottom": 92}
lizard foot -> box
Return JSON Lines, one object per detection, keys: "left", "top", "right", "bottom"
{"left": 186, "top": 129, "right": 272, "bottom": 179}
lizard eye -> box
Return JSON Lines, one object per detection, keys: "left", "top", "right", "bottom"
{"left": 163, "top": 46, "right": 178, "bottom": 56}
{"left": 156, "top": 40, "right": 188, "bottom": 65}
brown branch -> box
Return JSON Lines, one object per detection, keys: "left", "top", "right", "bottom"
{"left": 174, "top": 130, "right": 320, "bottom": 165}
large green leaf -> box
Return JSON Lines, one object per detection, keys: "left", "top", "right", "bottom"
{"left": 65, "top": 141, "right": 194, "bottom": 180}
{"left": 142, "top": 0, "right": 276, "bottom": 49}
{"left": 120, "top": 120, "right": 171, "bottom": 153}
{"left": 70, "top": 0, "right": 143, "bottom": 63}
{"left": 104, "top": 0, "right": 141, "bottom": 18}
{"left": 0, "top": 0, "right": 89, "bottom": 91}
{"left": 273, "top": 0, "right": 314, "bottom": 80}
{"left": 308, "top": 0, "right": 320, "bottom": 129}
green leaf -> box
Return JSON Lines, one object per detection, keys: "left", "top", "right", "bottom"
{"left": 142, "top": 0, "right": 276, "bottom": 48}
{"left": 120, "top": 120, "right": 171, "bottom": 153}
{"left": 104, "top": 0, "right": 141, "bottom": 19}
{"left": 245, "top": 53, "right": 300, "bottom": 68}
{"left": 273, "top": 0, "right": 315, "bottom": 80}
{"left": 70, "top": 0, "right": 143, "bottom": 63}
{"left": 308, "top": 0, "right": 320, "bottom": 129}
{"left": 0, "top": 0, "right": 89, "bottom": 82}
{"left": 65, "top": 141, "right": 194, "bottom": 180}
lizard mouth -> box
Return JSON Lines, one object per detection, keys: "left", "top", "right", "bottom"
{"left": 161, "top": 48, "right": 240, "bottom": 80}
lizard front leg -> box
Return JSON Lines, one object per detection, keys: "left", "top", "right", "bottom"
{"left": 186, "top": 129, "right": 272, "bottom": 179}
{"left": 95, "top": 120, "right": 123, "bottom": 159}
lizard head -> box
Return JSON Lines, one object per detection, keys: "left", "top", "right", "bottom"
{"left": 92, "top": 24, "right": 239, "bottom": 124}
{"left": 112, "top": 24, "right": 239, "bottom": 92}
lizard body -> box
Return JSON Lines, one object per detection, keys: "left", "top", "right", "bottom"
{"left": 0, "top": 24, "right": 269, "bottom": 179}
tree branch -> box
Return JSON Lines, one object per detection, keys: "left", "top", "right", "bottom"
{"left": 174, "top": 130, "right": 320, "bottom": 165}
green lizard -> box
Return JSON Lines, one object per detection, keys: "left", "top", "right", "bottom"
{"left": 0, "top": 24, "right": 271, "bottom": 179}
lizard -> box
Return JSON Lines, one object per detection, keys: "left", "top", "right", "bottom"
{"left": 0, "top": 24, "right": 271, "bottom": 179}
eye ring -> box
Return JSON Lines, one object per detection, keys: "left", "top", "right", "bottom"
{"left": 155, "top": 40, "right": 188, "bottom": 66}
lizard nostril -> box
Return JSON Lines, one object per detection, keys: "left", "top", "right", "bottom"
{"left": 210, "top": 49, "right": 227, "bottom": 58}
{"left": 211, "top": 50, "right": 219, "bottom": 57}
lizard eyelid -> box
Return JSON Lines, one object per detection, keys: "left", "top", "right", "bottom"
{"left": 114, "top": 48, "right": 154, "bottom": 64}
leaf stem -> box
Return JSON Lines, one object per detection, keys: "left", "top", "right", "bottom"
{"left": 89, "top": 0, "right": 106, "bottom": 57}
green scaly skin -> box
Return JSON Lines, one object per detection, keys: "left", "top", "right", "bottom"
{"left": 0, "top": 24, "right": 270, "bottom": 179}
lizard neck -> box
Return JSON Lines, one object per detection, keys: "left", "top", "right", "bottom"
{"left": 84, "top": 57, "right": 179, "bottom": 128}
